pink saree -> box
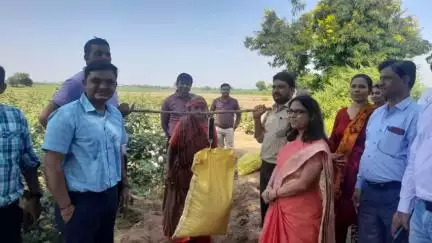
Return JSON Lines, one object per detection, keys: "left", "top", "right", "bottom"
{"left": 260, "top": 139, "right": 335, "bottom": 243}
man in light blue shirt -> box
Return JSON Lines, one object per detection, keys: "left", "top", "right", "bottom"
{"left": 355, "top": 60, "right": 419, "bottom": 243}
{"left": 392, "top": 62, "right": 432, "bottom": 242}
{"left": 42, "top": 60, "right": 128, "bottom": 243}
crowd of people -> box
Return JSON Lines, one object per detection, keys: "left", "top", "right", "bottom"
{"left": 252, "top": 60, "right": 432, "bottom": 243}
{"left": 0, "top": 36, "right": 432, "bottom": 243}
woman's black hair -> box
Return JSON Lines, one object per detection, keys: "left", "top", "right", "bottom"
{"left": 351, "top": 74, "right": 373, "bottom": 92}
{"left": 286, "top": 95, "right": 328, "bottom": 143}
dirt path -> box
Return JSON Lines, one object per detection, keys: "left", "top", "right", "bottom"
{"left": 115, "top": 131, "right": 262, "bottom": 243}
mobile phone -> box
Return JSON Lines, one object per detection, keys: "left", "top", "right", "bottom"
{"left": 393, "top": 226, "right": 404, "bottom": 240}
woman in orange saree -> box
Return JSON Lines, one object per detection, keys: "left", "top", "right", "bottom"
{"left": 328, "top": 74, "right": 375, "bottom": 243}
{"left": 260, "top": 95, "right": 335, "bottom": 243}
{"left": 163, "top": 96, "right": 217, "bottom": 243}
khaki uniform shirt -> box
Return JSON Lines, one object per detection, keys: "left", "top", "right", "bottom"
{"left": 260, "top": 104, "right": 290, "bottom": 164}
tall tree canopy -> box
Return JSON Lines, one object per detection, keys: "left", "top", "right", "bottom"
{"left": 245, "top": 0, "right": 431, "bottom": 74}
{"left": 246, "top": 0, "right": 431, "bottom": 131}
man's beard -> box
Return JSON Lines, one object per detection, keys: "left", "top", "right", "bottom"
{"left": 274, "top": 96, "right": 291, "bottom": 105}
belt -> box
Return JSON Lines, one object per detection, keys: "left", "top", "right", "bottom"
{"left": 365, "top": 180, "right": 401, "bottom": 190}
{"left": 424, "top": 200, "right": 432, "bottom": 212}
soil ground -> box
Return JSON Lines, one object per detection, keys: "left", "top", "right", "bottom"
{"left": 114, "top": 131, "right": 262, "bottom": 243}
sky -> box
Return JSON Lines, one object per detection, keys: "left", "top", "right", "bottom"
{"left": 0, "top": 0, "right": 431, "bottom": 89}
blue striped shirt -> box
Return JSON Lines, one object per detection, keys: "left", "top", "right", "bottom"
{"left": 356, "top": 97, "right": 420, "bottom": 189}
{"left": 0, "top": 105, "right": 40, "bottom": 207}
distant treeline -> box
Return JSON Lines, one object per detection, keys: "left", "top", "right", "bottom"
{"left": 31, "top": 82, "right": 266, "bottom": 94}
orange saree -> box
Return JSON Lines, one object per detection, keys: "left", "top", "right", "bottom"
{"left": 329, "top": 104, "right": 375, "bottom": 243}
{"left": 259, "top": 139, "right": 335, "bottom": 243}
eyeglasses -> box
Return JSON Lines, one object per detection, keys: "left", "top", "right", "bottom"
{"left": 287, "top": 109, "right": 307, "bottom": 115}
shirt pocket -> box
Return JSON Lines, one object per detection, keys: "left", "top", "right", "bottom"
{"left": 275, "top": 116, "right": 289, "bottom": 137}
{"left": 0, "top": 128, "right": 21, "bottom": 162}
{"left": 81, "top": 137, "right": 101, "bottom": 160}
{"left": 106, "top": 129, "right": 120, "bottom": 151}
{"left": 378, "top": 126, "right": 405, "bottom": 157}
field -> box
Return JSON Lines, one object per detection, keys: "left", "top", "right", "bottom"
{"left": 0, "top": 85, "right": 271, "bottom": 243}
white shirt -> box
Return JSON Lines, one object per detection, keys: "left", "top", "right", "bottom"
{"left": 398, "top": 88, "right": 432, "bottom": 213}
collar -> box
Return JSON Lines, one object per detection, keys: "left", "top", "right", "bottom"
{"left": 218, "top": 96, "right": 232, "bottom": 101}
{"left": 385, "top": 96, "right": 413, "bottom": 111}
{"left": 79, "top": 93, "right": 111, "bottom": 113}
{"left": 174, "top": 91, "right": 194, "bottom": 99}
{"left": 272, "top": 101, "right": 290, "bottom": 112}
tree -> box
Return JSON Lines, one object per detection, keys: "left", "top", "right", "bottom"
{"left": 7, "top": 72, "right": 33, "bottom": 87}
{"left": 427, "top": 53, "right": 432, "bottom": 70}
{"left": 256, "top": 81, "right": 268, "bottom": 91}
{"left": 246, "top": 0, "right": 430, "bottom": 133}
{"left": 245, "top": 0, "right": 431, "bottom": 76}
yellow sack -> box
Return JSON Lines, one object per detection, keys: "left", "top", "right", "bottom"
{"left": 237, "top": 152, "right": 262, "bottom": 176}
{"left": 173, "top": 148, "right": 236, "bottom": 238}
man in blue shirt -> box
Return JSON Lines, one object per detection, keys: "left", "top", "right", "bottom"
{"left": 0, "top": 65, "right": 42, "bottom": 243}
{"left": 354, "top": 60, "right": 419, "bottom": 243}
{"left": 43, "top": 61, "right": 128, "bottom": 243}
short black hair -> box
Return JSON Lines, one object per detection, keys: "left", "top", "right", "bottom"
{"left": 0, "top": 66, "right": 4, "bottom": 83}
{"left": 378, "top": 59, "right": 416, "bottom": 89}
{"left": 220, "top": 83, "right": 231, "bottom": 88}
{"left": 286, "top": 95, "right": 327, "bottom": 143}
{"left": 84, "top": 37, "right": 110, "bottom": 56}
{"left": 351, "top": 74, "right": 373, "bottom": 91}
{"left": 84, "top": 60, "right": 118, "bottom": 80}
{"left": 273, "top": 71, "right": 296, "bottom": 88}
{"left": 176, "top": 73, "right": 193, "bottom": 85}
{"left": 378, "top": 59, "right": 398, "bottom": 72}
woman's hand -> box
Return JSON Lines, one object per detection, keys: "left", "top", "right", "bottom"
{"left": 331, "top": 153, "right": 345, "bottom": 166}
{"left": 261, "top": 189, "right": 271, "bottom": 204}
{"left": 331, "top": 153, "right": 343, "bottom": 160}
{"left": 268, "top": 190, "right": 277, "bottom": 201}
